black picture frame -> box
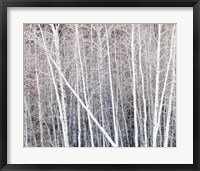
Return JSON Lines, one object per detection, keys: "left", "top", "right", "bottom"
{"left": 0, "top": 0, "right": 199, "bottom": 170}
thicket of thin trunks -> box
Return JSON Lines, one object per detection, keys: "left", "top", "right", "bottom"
{"left": 24, "top": 24, "right": 176, "bottom": 147}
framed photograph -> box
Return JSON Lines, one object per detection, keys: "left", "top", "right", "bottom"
{"left": 0, "top": 0, "right": 199, "bottom": 170}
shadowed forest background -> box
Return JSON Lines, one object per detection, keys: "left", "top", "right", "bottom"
{"left": 24, "top": 24, "right": 176, "bottom": 147}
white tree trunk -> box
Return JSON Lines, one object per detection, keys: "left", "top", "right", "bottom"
{"left": 38, "top": 24, "right": 69, "bottom": 147}
{"left": 97, "top": 27, "right": 106, "bottom": 147}
{"left": 164, "top": 25, "right": 176, "bottom": 147}
{"left": 138, "top": 25, "right": 148, "bottom": 147}
{"left": 34, "top": 42, "right": 44, "bottom": 147}
{"left": 50, "top": 24, "right": 70, "bottom": 147}
{"left": 155, "top": 25, "right": 176, "bottom": 147}
{"left": 131, "top": 24, "right": 139, "bottom": 147}
{"left": 153, "top": 24, "right": 162, "bottom": 147}
{"left": 75, "top": 24, "right": 94, "bottom": 147}
{"left": 74, "top": 46, "right": 82, "bottom": 147}
{"left": 105, "top": 25, "right": 119, "bottom": 147}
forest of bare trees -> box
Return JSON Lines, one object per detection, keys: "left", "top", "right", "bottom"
{"left": 24, "top": 23, "right": 176, "bottom": 147}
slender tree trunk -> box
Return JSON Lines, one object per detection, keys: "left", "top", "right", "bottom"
{"left": 38, "top": 24, "right": 69, "bottom": 147}
{"left": 50, "top": 24, "right": 70, "bottom": 147}
{"left": 154, "top": 25, "right": 176, "bottom": 147}
{"left": 153, "top": 24, "right": 161, "bottom": 147}
{"left": 138, "top": 25, "right": 148, "bottom": 147}
{"left": 97, "top": 27, "right": 106, "bottom": 147}
{"left": 74, "top": 47, "right": 82, "bottom": 147}
{"left": 75, "top": 24, "right": 94, "bottom": 147}
{"left": 105, "top": 25, "right": 119, "bottom": 147}
{"left": 164, "top": 25, "right": 176, "bottom": 147}
{"left": 34, "top": 43, "right": 44, "bottom": 147}
{"left": 131, "top": 24, "right": 139, "bottom": 147}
